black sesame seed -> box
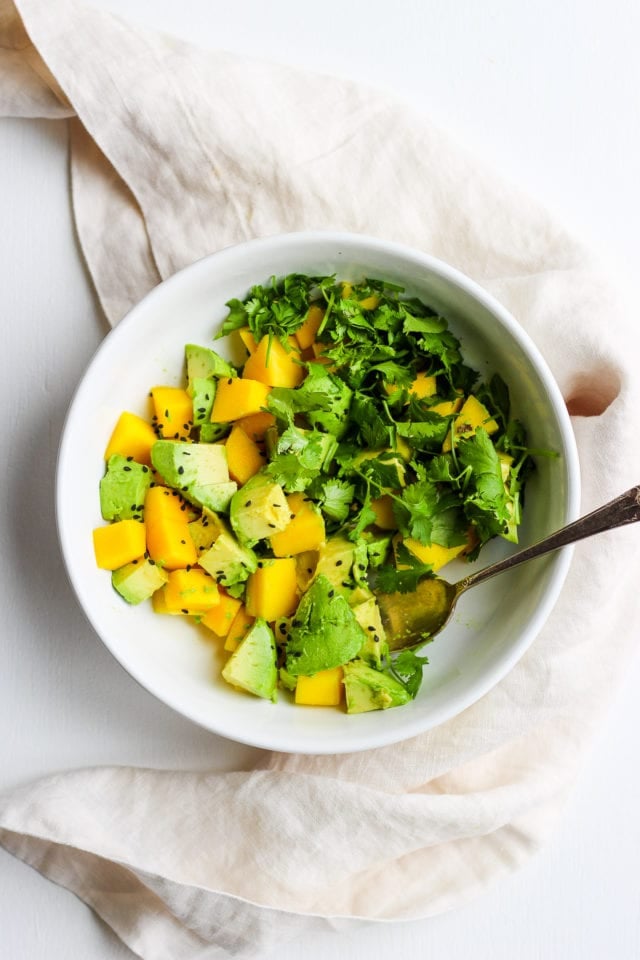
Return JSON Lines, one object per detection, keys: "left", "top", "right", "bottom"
{"left": 204, "top": 394, "right": 210, "bottom": 401}
{"left": 197, "top": 408, "right": 206, "bottom": 414}
{"left": 126, "top": 456, "right": 133, "bottom": 462}
{"left": 130, "top": 504, "right": 137, "bottom": 511}
{"left": 133, "top": 514, "right": 141, "bottom": 520}
{"left": 173, "top": 432, "right": 179, "bottom": 439}
{"left": 373, "top": 635, "right": 380, "bottom": 643}
{"left": 186, "top": 565, "right": 192, "bottom": 572}
{"left": 148, "top": 558, "right": 155, "bottom": 566}
{"left": 180, "top": 504, "right": 187, "bottom": 511}
{"left": 268, "top": 523, "right": 276, "bottom": 529}
{"left": 272, "top": 503, "right": 281, "bottom": 508}
{"left": 227, "top": 378, "right": 233, "bottom": 385}
{"left": 181, "top": 608, "right": 189, "bottom": 614}
{"left": 144, "top": 551, "right": 149, "bottom": 559}
{"left": 178, "top": 466, "right": 185, "bottom": 475}
{"left": 257, "top": 561, "right": 263, "bottom": 568}
{"left": 182, "top": 486, "right": 189, "bottom": 492}
{"left": 164, "top": 409, "right": 169, "bottom": 418}
{"left": 244, "top": 500, "right": 252, "bottom": 507}
{"left": 180, "top": 539, "right": 186, "bottom": 544}
{"left": 342, "top": 580, "right": 351, "bottom": 588}
{"left": 279, "top": 623, "right": 287, "bottom": 634}
{"left": 142, "top": 466, "right": 149, "bottom": 473}
{"left": 328, "top": 589, "right": 335, "bottom": 598}
{"left": 367, "top": 625, "right": 376, "bottom": 632}
{"left": 183, "top": 423, "right": 190, "bottom": 430}
{"left": 335, "top": 560, "right": 343, "bottom": 567}
{"left": 216, "top": 570, "right": 224, "bottom": 576}
{"left": 123, "top": 465, "right": 131, "bottom": 472}
{"left": 132, "top": 559, "right": 138, "bottom": 565}
{"left": 290, "top": 514, "right": 295, "bottom": 520}
{"left": 306, "top": 567, "right": 312, "bottom": 574}
{"left": 358, "top": 563, "right": 366, "bottom": 571}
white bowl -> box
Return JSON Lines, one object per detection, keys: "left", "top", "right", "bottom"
{"left": 56, "top": 231, "right": 580, "bottom": 754}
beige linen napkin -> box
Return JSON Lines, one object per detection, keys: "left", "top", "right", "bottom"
{"left": 2, "top": 0, "right": 640, "bottom": 957}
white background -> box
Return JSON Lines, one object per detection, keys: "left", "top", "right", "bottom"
{"left": 1, "top": 1, "right": 640, "bottom": 957}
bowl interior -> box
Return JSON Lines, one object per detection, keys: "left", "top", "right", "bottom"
{"left": 57, "top": 232, "right": 580, "bottom": 754}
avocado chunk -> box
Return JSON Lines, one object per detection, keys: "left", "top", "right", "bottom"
{"left": 111, "top": 557, "right": 168, "bottom": 604}
{"left": 185, "top": 343, "right": 235, "bottom": 389}
{"left": 99, "top": 454, "right": 152, "bottom": 521}
{"left": 199, "top": 421, "right": 231, "bottom": 443}
{"left": 198, "top": 531, "right": 258, "bottom": 586}
{"left": 342, "top": 660, "right": 411, "bottom": 713}
{"left": 352, "top": 596, "right": 389, "bottom": 668}
{"left": 151, "top": 440, "right": 237, "bottom": 512}
{"left": 187, "top": 508, "right": 227, "bottom": 555}
{"left": 221, "top": 618, "right": 277, "bottom": 701}
{"left": 313, "top": 537, "right": 355, "bottom": 592}
{"left": 191, "top": 377, "right": 216, "bottom": 426}
{"left": 285, "top": 575, "right": 365, "bottom": 677}
{"left": 229, "top": 472, "right": 290, "bottom": 546}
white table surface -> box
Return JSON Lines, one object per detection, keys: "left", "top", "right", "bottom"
{"left": 2, "top": 1, "right": 640, "bottom": 957}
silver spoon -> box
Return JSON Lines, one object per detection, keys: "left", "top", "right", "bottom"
{"left": 376, "top": 484, "right": 640, "bottom": 651}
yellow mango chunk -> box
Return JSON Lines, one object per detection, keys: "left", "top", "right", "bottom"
{"left": 201, "top": 592, "right": 243, "bottom": 637}
{"left": 93, "top": 519, "right": 147, "bottom": 570}
{"left": 225, "top": 424, "right": 265, "bottom": 486}
{"left": 442, "top": 395, "right": 499, "bottom": 452}
{"left": 163, "top": 568, "right": 220, "bottom": 614}
{"left": 245, "top": 558, "right": 298, "bottom": 620}
{"left": 340, "top": 282, "right": 353, "bottom": 298}
{"left": 223, "top": 605, "right": 255, "bottom": 652}
{"left": 152, "top": 587, "right": 170, "bottom": 614}
{"left": 238, "top": 327, "right": 258, "bottom": 354}
{"left": 431, "top": 396, "right": 463, "bottom": 417}
{"left": 145, "top": 486, "right": 198, "bottom": 569}
{"left": 242, "top": 335, "right": 304, "bottom": 388}
{"left": 384, "top": 371, "right": 437, "bottom": 401}
{"left": 210, "top": 377, "right": 271, "bottom": 423}
{"left": 104, "top": 411, "right": 157, "bottom": 465}
{"left": 358, "top": 295, "right": 380, "bottom": 311}
{"left": 370, "top": 494, "right": 397, "bottom": 531}
{"left": 295, "top": 667, "right": 344, "bottom": 706}
{"left": 295, "top": 550, "right": 319, "bottom": 591}
{"left": 235, "top": 411, "right": 276, "bottom": 444}
{"left": 295, "top": 305, "right": 325, "bottom": 350}
{"left": 150, "top": 386, "right": 193, "bottom": 440}
{"left": 402, "top": 536, "right": 468, "bottom": 572}
{"left": 270, "top": 492, "right": 326, "bottom": 557}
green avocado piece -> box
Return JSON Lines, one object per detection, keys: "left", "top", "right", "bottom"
{"left": 313, "top": 538, "right": 355, "bottom": 593}
{"left": 151, "top": 440, "right": 237, "bottom": 512}
{"left": 342, "top": 659, "right": 411, "bottom": 713}
{"left": 221, "top": 618, "right": 277, "bottom": 701}
{"left": 112, "top": 558, "right": 168, "bottom": 605}
{"left": 187, "top": 508, "right": 227, "bottom": 555}
{"left": 352, "top": 597, "right": 389, "bottom": 668}
{"left": 185, "top": 344, "right": 235, "bottom": 391}
{"left": 364, "top": 531, "right": 392, "bottom": 568}
{"left": 229, "top": 472, "right": 290, "bottom": 546}
{"left": 198, "top": 531, "right": 257, "bottom": 586}
{"left": 285, "top": 575, "right": 365, "bottom": 677}
{"left": 191, "top": 377, "right": 216, "bottom": 426}
{"left": 99, "top": 454, "right": 152, "bottom": 521}
{"left": 199, "top": 421, "right": 231, "bottom": 443}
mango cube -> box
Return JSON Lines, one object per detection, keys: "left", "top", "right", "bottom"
{"left": 295, "top": 667, "right": 344, "bottom": 706}
{"left": 270, "top": 493, "right": 325, "bottom": 557}
{"left": 144, "top": 486, "right": 198, "bottom": 569}
{"left": 162, "top": 568, "right": 219, "bottom": 614}
{"left": 93, "top": 519, "right": 147, "bottom": 570}
{"left": 210, "top": 377, "right": 271, "bottom": 423}
{"left": 201, "top": 592, "right": 243, "bottom": 637}
{"left": 150, "top": 386, "right": 193, "bottom": 440}
{"left": 104, "top": 411, "right": 157, "bottom": 465}
{"left": 242, "top": 335, "right": 304, "bottom": 388}
{"left": 370, "top": 495, "right": 397, "bottom": 531}
{"left": 402, "top": 536, "right": 468, "bottom": 572}
{"left": 224, "top": 605, "right": 255, "bottom": 652}
{"left": 295, "top": 305, "right": 325, "bottom": 350}
{"left": 245, "top": 558, "right": 298, "bottom": 620}
{"left": 225, "top": 424, "right": 266, "bottom": 486}
{"left": 235, "top": 411, "right": 276, "bottom": 443}
{"left": 442, "top": 395, "right": 499, "bottom": 452}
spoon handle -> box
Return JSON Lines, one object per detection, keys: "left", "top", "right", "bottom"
{"left": 458, "top": 484, "right": 640, "bottom": 593}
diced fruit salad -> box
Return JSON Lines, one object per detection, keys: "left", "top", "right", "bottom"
{"left": 93, "top": 275, "right": 535, "bottom": 713}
